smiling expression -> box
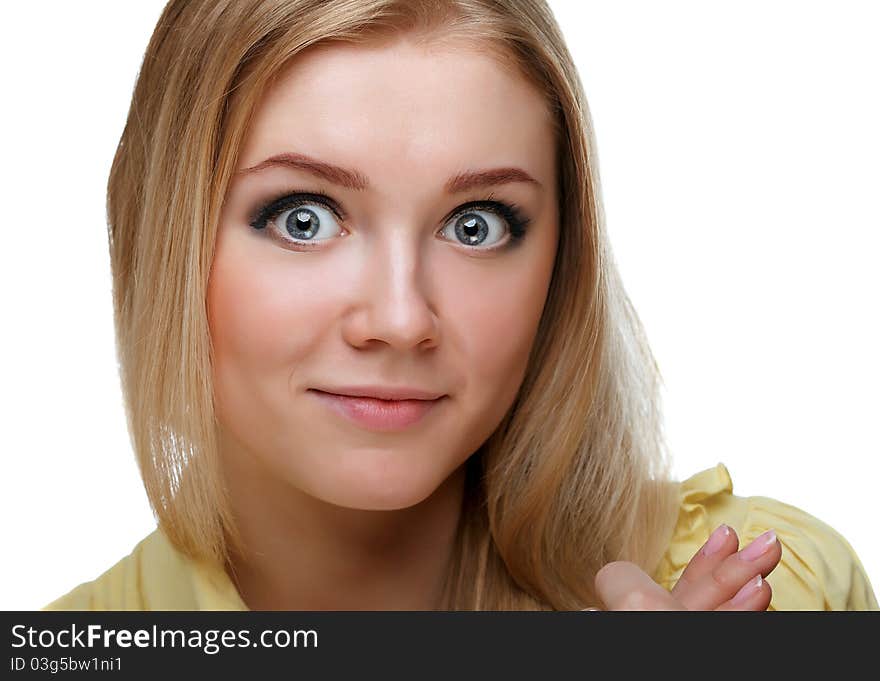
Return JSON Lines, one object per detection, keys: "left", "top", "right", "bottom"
{"left": 208, "top": 35, "right": 560, "bottom": 511}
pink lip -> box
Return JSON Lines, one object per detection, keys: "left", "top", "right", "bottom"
{"left": 308, "top": 390, "right": 444, "bottom": 432}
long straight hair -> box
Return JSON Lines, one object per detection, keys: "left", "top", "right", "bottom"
{"left": 107, "top": 0, "right": 681, "bottom": 609}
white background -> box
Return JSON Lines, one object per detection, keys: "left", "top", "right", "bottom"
{"left": 1, "top": 1, "right": 876, "bottom": 609}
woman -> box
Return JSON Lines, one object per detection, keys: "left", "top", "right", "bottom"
{"left": 46, "top": 0, "right": 875, "bottom": 610}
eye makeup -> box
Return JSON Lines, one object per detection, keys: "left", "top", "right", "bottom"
{"left": 249, "top": 191, "right": 346, "bottom": 228}
{"left": 248, "top": 189, "right": 532, "bottom": 252}
{"left": 456, "top": 198, "right": 531, "bottom": 243}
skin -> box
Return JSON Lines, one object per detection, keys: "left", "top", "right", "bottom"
{"left": 596, "top": 526, "right": 782, "bottom": 610}
{"left": 208, "top": 34, "right": 780, "bottom": 610}
{"left": 209, "top": 35, "right": 559, "bottom": 610}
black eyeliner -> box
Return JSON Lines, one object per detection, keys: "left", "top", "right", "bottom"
{"left": 249, "top": 191, "right": 345, "bottom": 230}
{"left": 249, "top": 190, "right": 531, "bottom": 248}
{"left": 448, "top": 199, "right": 531, "bottom": 242}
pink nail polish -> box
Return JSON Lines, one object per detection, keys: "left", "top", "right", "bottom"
{"left": 738, "top": 529, "right": 777, "bottom": 561}
{"left": 701, "top": 524, "right": 730, "bottom": 556}
{"left": 732, "top": 574, "right": 763, "bottom": 606}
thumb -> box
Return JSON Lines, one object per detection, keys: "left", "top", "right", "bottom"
{"left": 595, "top": 561, "right": 686, "bottom": 611}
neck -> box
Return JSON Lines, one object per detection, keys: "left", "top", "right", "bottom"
{"left": 220, "top": 443, "right": 466, "bottom": 611}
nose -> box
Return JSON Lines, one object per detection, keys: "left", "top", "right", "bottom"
{"left": 341, "top": 230, "right": 440, "bottom": 351}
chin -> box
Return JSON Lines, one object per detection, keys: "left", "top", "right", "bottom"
{"left": 318, "top": 474, "right": 443, "bottom": 512}
{"left": 327, "top": 491, "right": 435, "bottom": 512}
{"left": 306, "top": 453, "right": 463, "bottom": 512}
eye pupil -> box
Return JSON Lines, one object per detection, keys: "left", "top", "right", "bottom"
{"left": 456, "top": 214, "right": 488, "bottom": 245}
{"left": 285, "top": 208, "right": 319, "bottom": 239}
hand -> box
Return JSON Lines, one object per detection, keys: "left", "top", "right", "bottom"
{"left": 591, "top": 525, "right": 781, "bottom": 610}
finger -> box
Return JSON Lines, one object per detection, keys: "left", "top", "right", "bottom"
{"left": 716, "top": 574, "right": 774, "bottom": 611}
{"left": 670, "top": 524, "right": 739, "bottom": 601}
{"left": 595, "top": 561, "right": 687, "bottom": 611}
{"left": 676, "top": 529, "right": 782, "bottom": 611}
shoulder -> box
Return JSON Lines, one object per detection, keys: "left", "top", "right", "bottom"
{"left": 42, "top": 529, "right": 200, "bottom": 610}
{"left": 654, "top": 463, "right": 878, "bottom": 611}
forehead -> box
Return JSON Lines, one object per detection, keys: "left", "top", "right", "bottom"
{"left": 238, "top": 36, "right": 556, "bottom": 187}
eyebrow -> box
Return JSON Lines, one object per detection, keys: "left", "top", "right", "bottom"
{"left": 236, "top": 152, "right": 541, "bottom": 193}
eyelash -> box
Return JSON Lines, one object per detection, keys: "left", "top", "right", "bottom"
{"left": 248, "top": 190, "right": 531, "bottom": 252}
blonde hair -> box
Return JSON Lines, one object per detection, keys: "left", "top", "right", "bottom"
{"left": 108, "top": 0, "right": 681, "bottom": 609}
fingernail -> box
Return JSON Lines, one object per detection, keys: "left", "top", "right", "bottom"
{"left": 701, "top": 524, "right": 730, "bottom": 556}
{"left": 732, "top": 574, "right": 763, "bottom": 606}
{"left": 738, "top": 529, "right": 777, "bottom": 561}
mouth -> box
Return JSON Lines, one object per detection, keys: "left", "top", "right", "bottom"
{"left": 308, "top": 389, "right": 444, "bottom": 432}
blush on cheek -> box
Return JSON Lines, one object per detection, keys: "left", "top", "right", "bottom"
{"left": 466, "top": 272, "right": 546, "bottom": 387}
{"left": 207, "top": 238, "right": 286, "bottom": 431}
{"left": 209, "top": 245, "right": 306, "bottom": 361}
{"left": 207, "top": 234, "right": 343, "bottom": 444}
{"left": 478, "top": 326, "right": 533, "bottom": 404}
{"left": 452, "top": 308, "right": 532, "bottom": 451}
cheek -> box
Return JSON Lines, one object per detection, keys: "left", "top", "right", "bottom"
{"left": 206, "top": 230, "right": 330, "bottom": 422}
{"left": 205, "top": 214, "right": 556, "bottom": 505}
{"left": 209, "top": 261, "right": 288, "bottom": 377}
{"left": 451, "top": 253, "right": 555, "bottom": 414}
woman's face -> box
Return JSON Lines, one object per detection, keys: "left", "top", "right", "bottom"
{"left": 209, "top": 36, "right": 559, "bottom": 511}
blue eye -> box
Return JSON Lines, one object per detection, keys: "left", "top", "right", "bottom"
{"left": 440, "top": 209, "right": 509, "bottom": 250}
{"left": 250, "top": 192, "right": 530, "bottom": 252}
{"left": 250, "top": 193, "right": 344, "bottom": 247}
{"left": 273, "top": 205, "right": 342, "bottom": 243}
{"left": 438, "top": 199, "right": 531, "bottom": 252}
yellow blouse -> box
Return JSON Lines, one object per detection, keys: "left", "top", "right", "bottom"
{"left": 44, "top": 463, "right": 878, "bottom": 611}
